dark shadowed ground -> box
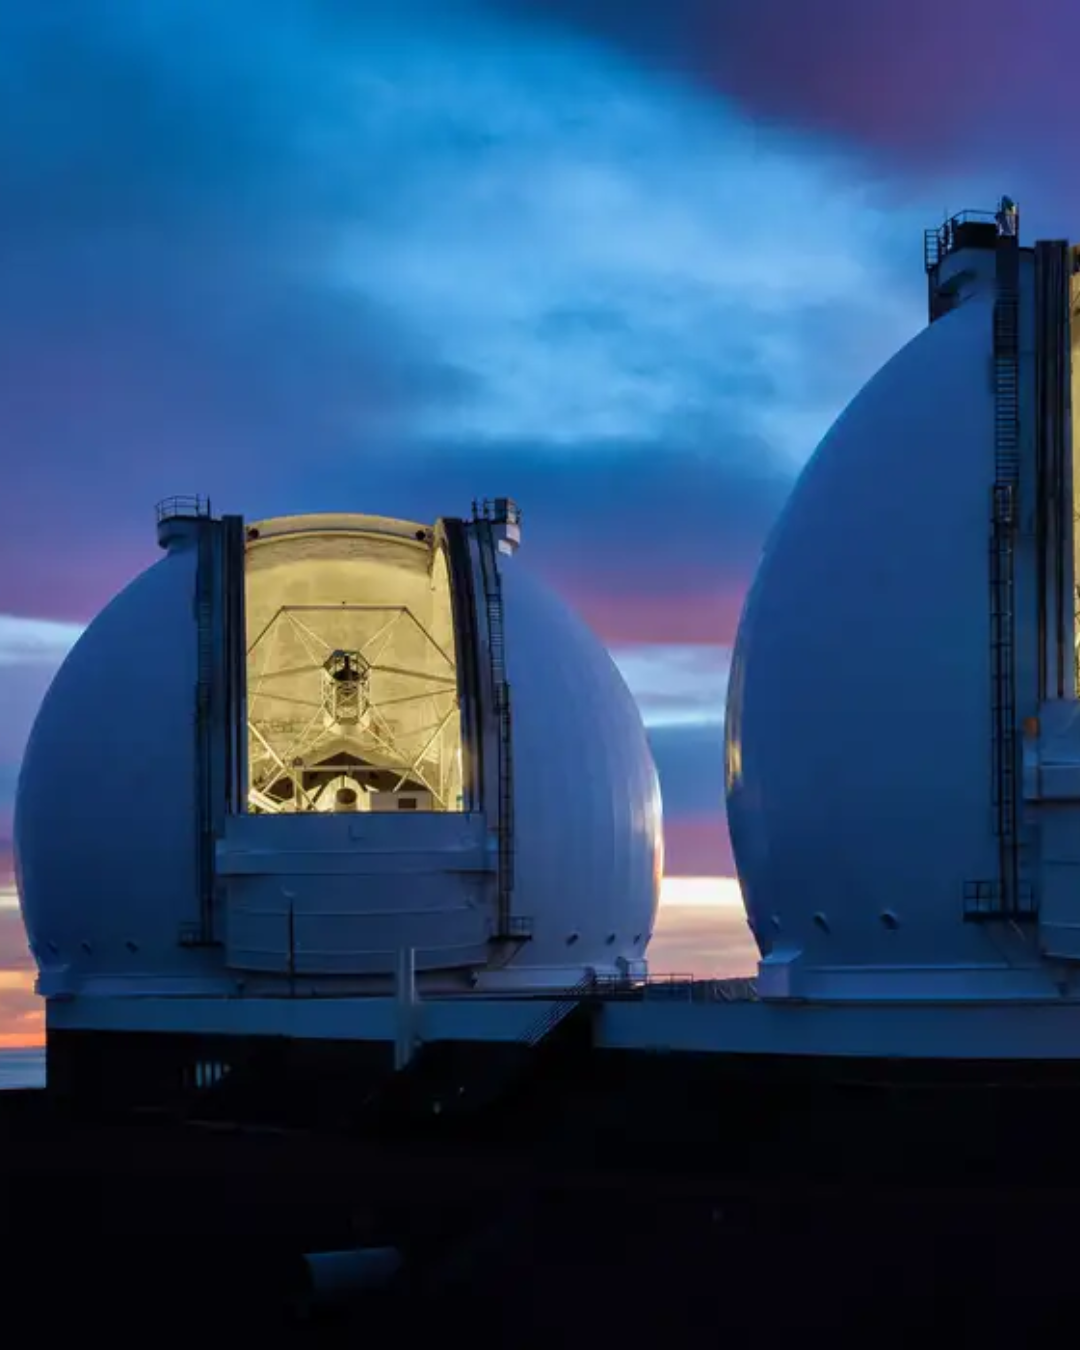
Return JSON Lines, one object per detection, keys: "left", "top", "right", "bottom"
{"left": 2, "top": 1081, "right": 1080, "bottom": 1347}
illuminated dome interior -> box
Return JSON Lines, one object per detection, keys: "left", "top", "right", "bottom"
{"left": 245, "top": 516, "right": 463, "bottom": 815}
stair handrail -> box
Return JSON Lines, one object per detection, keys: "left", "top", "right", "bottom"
{"left": 519, "top": 974, "right": 596, "bottom": 1048}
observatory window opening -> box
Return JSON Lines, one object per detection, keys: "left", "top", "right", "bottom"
{"left": 243, "top": 528, "right": 465, "bottom": 815}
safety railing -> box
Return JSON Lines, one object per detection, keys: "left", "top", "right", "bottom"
{"left": 519, "top": 973, "right": 596, "bottom": 1047}
{"left": 472, "top": 497, "right": 522, "bottom": 526}
{"left": 592, "top": 974, "right": 759, "bottom": 1003}
{"left": 156, "top": 494, "right": 212, "bottom": 524}
{"left": 924, "top": 210, "right": 999, "bottom": 273}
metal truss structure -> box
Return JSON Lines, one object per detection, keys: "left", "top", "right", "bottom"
{"left": 246, "top": 604, "right": 462, "bottom": 812}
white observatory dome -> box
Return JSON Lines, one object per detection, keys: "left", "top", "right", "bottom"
{"left": 725, "top": 293, "right": 1017, "bottom": 990}
{"left": 15, "top": 502, "right": 661, "bottom": 1000}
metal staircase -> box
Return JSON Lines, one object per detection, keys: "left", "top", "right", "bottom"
{"left": 519, "top": 976, "right": 597, "bottom": 1048}
{"left": 991, "top": 234, "right": 1020, "bottom": 903}
{"left": 969, "top": 230, "right": 1031, "bottom": 919}
{"left": 474, "top": 504, "right": 519, "bottom": 942}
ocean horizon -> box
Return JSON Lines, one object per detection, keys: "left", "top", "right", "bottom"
{"left": 0, "top": 1048, "right": 45, "bottom": 1090}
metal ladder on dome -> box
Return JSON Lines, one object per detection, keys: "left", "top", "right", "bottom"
{"left": 475, "top": 511, "right": 518, "bottom": 942}
{"left": 986, "top": 230, "right": 1026, "bottom": 918}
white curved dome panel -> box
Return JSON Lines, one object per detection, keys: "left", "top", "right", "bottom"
{"left": 15, "top": 542, "right": 207, "bottom": 986}
{"left": 487, "top": 559, "right": 661, "bottom": 986}
{"left": 725, "top": 295, "right": 1021, "bottom": 978}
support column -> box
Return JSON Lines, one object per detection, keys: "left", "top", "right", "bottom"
{"left": 394, "top": 947, "right": 417, "bottom": 1070}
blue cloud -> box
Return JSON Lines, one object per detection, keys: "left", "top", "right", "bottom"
{"left": 613, "top": 644, "right": 728, "bottom": 727}
{"left": 305, "top": 439, "right": 790, "bottom": 617}
{"left": 0, "top": 0, "right": 952, "bottom": 875}
{"left": 647, "top": 724, "right": 725, "bottom": 817}
{"left": 0, "top": 0, "right": 928, "bottom": 608}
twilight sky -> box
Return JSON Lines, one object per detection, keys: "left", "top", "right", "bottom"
{"left": 1, "top": 0, "right": 1077, "bottom": 1043}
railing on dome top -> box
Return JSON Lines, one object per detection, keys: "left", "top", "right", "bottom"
{"left": 472, "top": 498, "right": 523, "bottom": 526}
{"left": 156, "top": 495, "right": 212, "bottom": 524}
{"left": 924, "top": 209, "right": 999, "bottom": 273}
